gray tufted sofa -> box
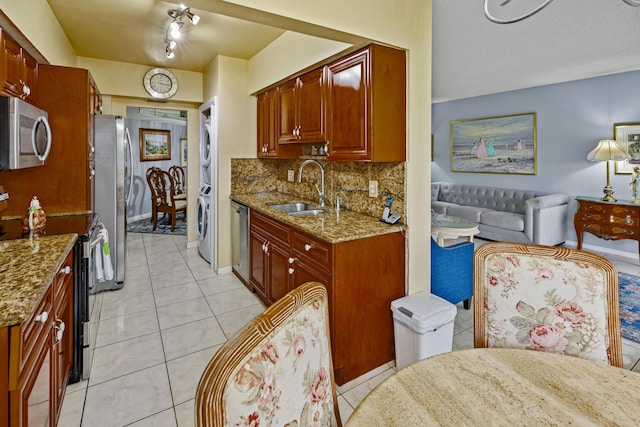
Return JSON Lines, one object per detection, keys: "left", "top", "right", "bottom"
{"left": 431, "top": 182, "right": 569, "bottom": 246}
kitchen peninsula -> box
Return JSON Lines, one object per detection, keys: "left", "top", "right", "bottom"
{"left": 0, "top": 233, "right": 77, "bottom": 426}
{"left": 232, "top": 191, "right": 405, "bottom": 385}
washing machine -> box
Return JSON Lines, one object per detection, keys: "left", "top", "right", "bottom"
{"left": 196, "top": 184, "right": 213, "bottom": 263}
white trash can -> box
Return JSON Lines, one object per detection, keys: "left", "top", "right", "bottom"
{"left": 391, "top": 292, "right": 457, "bottom": 370}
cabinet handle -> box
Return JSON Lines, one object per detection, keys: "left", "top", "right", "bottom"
{"left": 288, "top": 267, "right": 295, "bottom": 275}
{"left": 62, "top": 266, "right": 71, "bottom": 275}
{"left": 262, "top": 242, "right": 266, "bottom": 252}
{"left": 54, "top": 318, "right": 65, "bottom": 344}
{"left": 288, "top": 257, "right": 295, "bottom": 264}
{"left": 264, "top": 242, "right": 270, "bottom": 255}
{"left": 36, "top": 311, "right": 49, "bottom": 323}
{"left": 304, "top": 243, "right": 313, "bottom": 251}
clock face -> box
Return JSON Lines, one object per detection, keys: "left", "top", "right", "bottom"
{"left": 143, "top": 68, "right": 178, "bottom": 99}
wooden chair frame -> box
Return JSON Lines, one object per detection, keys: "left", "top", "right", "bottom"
{"left": 474, "top": 242, "right": 623, "bottom": 368}
{"left": 146, "top": 167, "right": 186, "bottom": 232}
{"left": 195, "top": 282, "right": 342, "bottom": 427}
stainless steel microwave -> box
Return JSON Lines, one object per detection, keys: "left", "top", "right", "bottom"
{"left": 0, "top": 95, "right": 52, "bottom": 170}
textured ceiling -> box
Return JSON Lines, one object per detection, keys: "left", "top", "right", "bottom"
{"left": 47, "top": 0, "right": 640, "bottom": 102}
{"left": 432, "top": 0, "right": 640, "bottom": 102}
{"left": 46, "top": 0, "right": 286, "bottom": 71}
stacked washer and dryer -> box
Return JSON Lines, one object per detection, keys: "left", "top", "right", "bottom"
{"left": 196, "top": 99, "right": 216, "bottom": 266}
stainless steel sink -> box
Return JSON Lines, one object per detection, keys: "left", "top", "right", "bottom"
{"left": 269, "top": 202, "right": 327, "bottom": 216}
{"left": 289, "top": 209, "right": 326, "bottom": 216}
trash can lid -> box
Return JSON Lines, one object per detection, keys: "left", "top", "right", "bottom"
{"left": 391, "top": 292, "right": 458, "bottom": 333}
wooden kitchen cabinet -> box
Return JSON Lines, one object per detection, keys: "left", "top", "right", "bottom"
{"left": 249, "top": 211, "right": 293, "bottom": 301}
{"left": 0, "top": 65, "right": 99, "bottom": 217}
{"left": 326, "top": 44, "right": 406, "bottom": 162}
{"left": 257, "top": 88, "right": 300, "bottom": 158}
{"left": 248, "top": 210, "right": 405, "bottom": 385}
{"left": 3, "top": 250, "right": 73, "bottom": 427}
{"left": 0, "top": 28, "right": 38, "bottom": 104}
{"left": 52, "top": 256, "right": 73, "bottom": 419}
{"left": 277, "top": 67, "right": 326, "bottom": 144}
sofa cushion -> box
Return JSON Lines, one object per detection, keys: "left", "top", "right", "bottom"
{"left": 446, "top": 205, "right": 494, "bottom": 222}
{"left": 432, "top": 200, "right": 457, "bottom": 214}
{"left": 480, "top": 211, "right": 525, "bottom": 231}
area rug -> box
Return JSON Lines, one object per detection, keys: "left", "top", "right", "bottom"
{"left": 127, "top": 216, "right": 186, "bottom": 235}
{"left": 618, "top": 272, "right": 640, "bottom": 344}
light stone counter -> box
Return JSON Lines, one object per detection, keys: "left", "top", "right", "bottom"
{"left": 231, "top": 192, "right": 404, "bottom": 244}
{"left": 0, "top": 233, "right": 77, "bottom": 328}
{"left": 347, "top": 348, "right": 640, "bottom": 426}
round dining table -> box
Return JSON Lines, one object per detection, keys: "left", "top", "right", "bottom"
{"left": 346, "top": 348, "right": 640, "bottom": 426}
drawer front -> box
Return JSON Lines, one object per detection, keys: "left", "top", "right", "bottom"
{"left": 291, "top": 230, "right": 332, "bottom": 271}
{"left": 14, "top": 286, "right": 53, "bottom": 374}
{"left": 251, "top": 211, "right": 290, "bottom": 245}
{"left": 578, "top": 201, "right": 640, "bottom": 240}
{"left": 54, "top": 251, "right": 74, "bottom": 303}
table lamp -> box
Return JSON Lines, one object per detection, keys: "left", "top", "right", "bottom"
{"left": 587, "top": 139, "right": 630, "bottom": 202}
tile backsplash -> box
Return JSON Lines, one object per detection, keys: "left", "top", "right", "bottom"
{"left": 231, "top": 158, "right": 406, "bottom": 221}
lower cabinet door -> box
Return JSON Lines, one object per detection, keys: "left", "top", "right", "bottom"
{"left": 54, "top": 275, "right": 73, "bottom": 417}
{"left": 11, "top": 333, "right": 53, "bottom": 427}
{"left": 267, "top": 241, "right": 292, "bottom": 303}
{"left": 249, "top": 231, "right": 268, "bottom": 300}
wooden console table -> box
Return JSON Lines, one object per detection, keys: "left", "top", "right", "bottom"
{"left": 574, "top": 196, "right": 640, "bottom": 258}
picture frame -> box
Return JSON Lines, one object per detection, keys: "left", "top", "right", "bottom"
{"left": 450, "top": 112, "right": 536, "bottom": 175}
{"left": 140, "top": 128, "right": 171, "bottom": 161}
{"left": 613, "top": 122, "right": 640, "bottom": 174}
{"left": 180, "top": 138, "right": 187, "bottom": 167}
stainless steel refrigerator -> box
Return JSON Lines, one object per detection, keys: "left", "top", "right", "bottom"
{"left": 94, "top": 115, "right": 132, "bottom": 291}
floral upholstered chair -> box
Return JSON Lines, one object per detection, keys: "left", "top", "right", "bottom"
{"left": 474, "top": 242, "right": 623, "bottom": 367}
{"left": 195, "top": 282, "right": 342, "bottom": 427}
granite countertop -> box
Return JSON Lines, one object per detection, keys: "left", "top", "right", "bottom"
{"left": 231, "top": 192, "right": 404, "bottom": 244}
{"left": 0, "top": 233, "right": 77, "bottom": 328}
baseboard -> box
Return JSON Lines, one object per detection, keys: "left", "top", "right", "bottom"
{"left": 186, "top": 241, "right": 198, "bottom": 249}
{"left": 217, "top": 266, "right": 232, "bottom": 275}
{"left": 564, "top": 239, "right": 639, "bottom": 262}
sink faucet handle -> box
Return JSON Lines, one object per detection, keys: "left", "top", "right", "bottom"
{"left": 315, "top": 184, "right": 325, "bottom": 206}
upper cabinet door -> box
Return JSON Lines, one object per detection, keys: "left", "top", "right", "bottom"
{"left": 0, "top": 29, "right": 38, "bottom": 103}
{"left": 277, "top": 79, "right": 298, "bottom": 143}
{"left": 277, "top": 68, "right": 326, "bottom": 145}
{"left": 296, "top": 67, "right": 326, "bottom": 143}
{"left": 326, "top": 44, "right": 406, "bottom": 162}
{"left": 326, "top": 49, "right": 368, "bottom": 160}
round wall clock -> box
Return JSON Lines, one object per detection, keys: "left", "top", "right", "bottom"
{"left": 143, "top": 68, "right": 178, "bottom": 99}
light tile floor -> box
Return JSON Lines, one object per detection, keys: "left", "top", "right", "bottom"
{"left": 58, "top": 234, "right": 640, "bottom": 426}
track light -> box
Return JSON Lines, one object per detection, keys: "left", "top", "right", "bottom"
{"left": 165, "top": 39, "right": 177, "bottom": 50}
{"left": 163, "top": 4, "right": 199, "bottom": 58}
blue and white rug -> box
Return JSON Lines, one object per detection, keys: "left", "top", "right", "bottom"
{"left": 619, "top": 272, "right": 640, "bottom": 344}
{"left": 127, "top": 215, "right": 186, "bottom": 235}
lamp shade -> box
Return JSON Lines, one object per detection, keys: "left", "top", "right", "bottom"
{"left": 587, "top": 139, "right": 630, "bottom": 161}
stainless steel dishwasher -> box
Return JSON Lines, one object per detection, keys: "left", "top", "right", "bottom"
{"left": 231, "top": 200, "right": 250, "bottom": 284}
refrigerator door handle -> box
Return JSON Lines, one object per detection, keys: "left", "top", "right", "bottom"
{"left": 125, "top": 127, "right": 134, "bottom": 204}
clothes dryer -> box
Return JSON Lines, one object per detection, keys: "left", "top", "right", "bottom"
{"left": 200, "top": 118, "right": 213, "bottom": 185}
{"left": 196, "top": 184, "right": 213, "bottom": 263}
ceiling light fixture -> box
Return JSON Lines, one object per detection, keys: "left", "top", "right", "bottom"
{"left": 484, "top": 0, "right": 640, "bottom": 24}
{"left": 163, "top": 4, "right": 200, "bottom": 59}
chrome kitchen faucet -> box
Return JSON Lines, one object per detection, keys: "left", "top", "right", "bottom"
{"left": 297, "top": 159, "right": 325, "bottom": 207}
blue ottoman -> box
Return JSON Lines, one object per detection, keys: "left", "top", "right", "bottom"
{"left": 431, "top": 238, "right": 474, "bottom": 309}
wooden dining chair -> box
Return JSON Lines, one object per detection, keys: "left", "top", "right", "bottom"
{"left": 146, "top": 168, "right": 187, "bottom": 231}
{"left": 474, "top": 242, "right": 623, "bottom": 367}
{"left": 145, "top": 166, "right": 162, "bottom": 223}
{"left": 195, "top": 282, "right": 342, "bottom": 427}
{"left": 168, "top": 165, "right": 186, "bottom": 200}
